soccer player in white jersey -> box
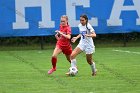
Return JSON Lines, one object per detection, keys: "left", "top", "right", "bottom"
{"left": 67, "top": 14, "right": 97, "bottom": 76}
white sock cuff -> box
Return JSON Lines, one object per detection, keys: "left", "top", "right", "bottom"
{"left": 71, "top": 59, "right": 77, "bottom": 67}
{"left": 92, "top": 62, "right": 95, "bottom": 65}
{"left": 71, "top": 59, "right": 76, "bottom": 62}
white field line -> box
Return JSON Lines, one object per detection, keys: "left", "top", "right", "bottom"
{"left": 112, "top": 49, "right": 140, "bottom": 55}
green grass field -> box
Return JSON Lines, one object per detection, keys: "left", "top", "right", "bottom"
{"left": 0, "top": 47, "right": 140, "bottom": 93}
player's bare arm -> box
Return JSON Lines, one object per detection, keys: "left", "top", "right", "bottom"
{"left": 71, "top": 34, "right": 81, "bottom": 43}
{"left": 85, "top": 31, "right": 96, "bottom": 38}
{"left": 56, "top": 30, "right": 71, "bottom": 39}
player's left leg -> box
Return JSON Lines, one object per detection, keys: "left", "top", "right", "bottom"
{"left": 86, "top": 54, "right": 97, "bottom": 76}
{"left": 63, "top": 46, "right": 72, "bottom": 63}
{"left": 65, "top": 54, "right": 71, "bottom": 63}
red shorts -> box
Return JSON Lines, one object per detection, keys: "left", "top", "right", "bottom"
{"left": 56, "top": 44, "right": 72, "bottom": 55}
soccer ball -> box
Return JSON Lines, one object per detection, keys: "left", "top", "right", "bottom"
{"left": 69, "top": 67, "right": 78, "bottom": 76}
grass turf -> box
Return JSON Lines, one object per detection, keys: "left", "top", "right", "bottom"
{"left": 0, "top": 47, "right": 140, "bottom": 93}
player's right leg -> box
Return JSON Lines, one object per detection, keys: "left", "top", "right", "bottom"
{"left": 66, "top": 47, "right": 82, "bottom": 75}
{"left": 48, "top": 47, "right": 62, "bottom": 74}
{"left": 70, "top": 47, "right": 82, "bottom": 67}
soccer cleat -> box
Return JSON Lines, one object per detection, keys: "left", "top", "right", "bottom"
{"left": 65, "top": 72, "right": 70, "bottom": 76}
{"left": 48, "top": 68, "right": 56, "bottom": 74}
{"left": 92, "top": 69, "right": 97, "bottom": 76}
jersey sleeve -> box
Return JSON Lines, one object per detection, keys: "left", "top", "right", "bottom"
{"left": 87, "top": 23, "right": 95, "bottom": 33}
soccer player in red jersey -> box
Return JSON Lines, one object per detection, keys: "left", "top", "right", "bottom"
{"left": 48, "top": 15, "right": 72, "bottom": 74}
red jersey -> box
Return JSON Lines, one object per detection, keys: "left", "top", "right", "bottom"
{"left": 56, "top": 25, "right": 71, "bottom": 47}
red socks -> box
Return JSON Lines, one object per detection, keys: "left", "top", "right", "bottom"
{"left": 51, "top": 57, "right": 57, "bottom": 69}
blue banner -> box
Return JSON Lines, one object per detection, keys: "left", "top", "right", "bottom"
{"left": 0, "top": 0, "right": 140, "bottom": 37}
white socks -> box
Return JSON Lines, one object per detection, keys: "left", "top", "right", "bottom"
{"left": 71, "top": 59, "right": 96, "bottom": 73}
{"left": 71, "top": 59, "right": 77, "bottom": 67}
{"left": 90, "top": 62, "right": 96, "bottom": 72}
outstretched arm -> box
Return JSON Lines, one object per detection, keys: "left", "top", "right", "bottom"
{"left": 71, "top": 34, "right": 81, "bottom": 43}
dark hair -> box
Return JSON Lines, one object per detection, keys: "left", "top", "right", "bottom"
{"left": 80, "top": 14, "right": 90, "bottom": 32}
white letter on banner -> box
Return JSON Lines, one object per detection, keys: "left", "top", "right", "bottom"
{"left": 13, "top": 0, "right": 54, "bottom": 29}
{"left": 66, "top": 0, "right": 98, "bottom": 27}
{"left": 107, "top": 0, "right": 140, "bottom": 26}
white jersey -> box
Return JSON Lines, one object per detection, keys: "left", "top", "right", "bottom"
{"left": 78, "top": 23, "right": 95, "bottom": 48}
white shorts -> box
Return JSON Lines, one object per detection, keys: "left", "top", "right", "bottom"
{"left": 77, "top": 43, "right": 95, "bottom": 54}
